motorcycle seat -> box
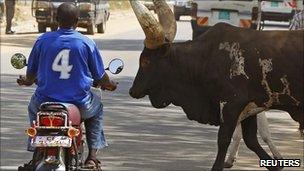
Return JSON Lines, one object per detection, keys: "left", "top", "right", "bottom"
{"left": 39, "top": 102, "right": 81, "bottom": 126}
{"left": 40, "top": 102, "right": 68, "bottom": 112}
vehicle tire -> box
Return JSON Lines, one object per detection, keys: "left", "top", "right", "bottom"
{"left": 38, "top": 23, "right": 46, "bottom": 33}
{"left": 259, "top": 20, "right": 265, "bottom": 30}
{"left": 65, "top": 139, "right": 85, "bottom": 170}
{"left": 64, "top": 148, "right": 73, "bottom": 171}
{"left": 175, "top": 13, "right": 180, "bottom": 21}
{"left": 97, "top": 21, "right": 106, "bottom": 33}
{"left": 50, "top": 25, "right": 58, "bottom": 32}
{"left": 78, "top": 140, "right": 85, "bottom": 165}
{"left": 87, "top": 24, "right": 94, "bottom": 35}
{"left": 251, "top": 23, "right": 257, "bottom": 30}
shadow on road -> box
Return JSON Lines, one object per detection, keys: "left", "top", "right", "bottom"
{"left": 94, "top": 39, "right": 144, "bottom": 51}
{"left": 15, "top": 32, "right": 41, "bottom": 35}
{"left": 0, "top": 35, "right": 145, "bottom": 51}
{"left": 0, "top": 35, "right": 38, "bottom": 48}
{"left": 1, "top": 34, "right": 187, "bottom": 51}
{"left": 94, "top": 38, "right": 192, "bottom": 51}
{"left": 1, "top": 74, "right": 303, "bottom": 170}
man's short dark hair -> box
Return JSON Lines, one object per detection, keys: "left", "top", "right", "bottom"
{"left": 57, "top": 2, "right": 79, "bottom": 28}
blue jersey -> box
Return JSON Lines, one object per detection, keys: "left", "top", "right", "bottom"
{"left": 27, "top": 28, "right": 105, "bottom": 107}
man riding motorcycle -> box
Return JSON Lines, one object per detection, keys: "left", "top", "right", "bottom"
{"left": 17, "top": 2, "right": 116, "bottom": 169}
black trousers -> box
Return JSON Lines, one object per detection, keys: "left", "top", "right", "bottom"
{"left": 5, "top": 0, "right": 15, "bottom": 32}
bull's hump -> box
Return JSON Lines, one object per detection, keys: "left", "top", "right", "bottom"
{"left": 213, "top": 22, "right": 233, "bottom": 29}
{"left": 211, "top": 22, "right": 247, "bottom": 33}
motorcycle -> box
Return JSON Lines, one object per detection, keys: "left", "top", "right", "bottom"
{"left": 11, "top": 53, "right": 124, "bottom": 171}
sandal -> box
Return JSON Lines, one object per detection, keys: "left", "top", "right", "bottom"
{"left": 82, "top": 158, "right": 102, "bottom": 171}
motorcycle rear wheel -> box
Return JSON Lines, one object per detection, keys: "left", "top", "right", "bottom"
{"left": 65, "top": 140, "right": 85, "bottom": 171}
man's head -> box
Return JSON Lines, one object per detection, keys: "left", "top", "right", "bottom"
{"left": 57, "top": 2, "right": 79, "bottom": 28}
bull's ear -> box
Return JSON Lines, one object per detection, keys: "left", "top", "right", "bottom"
{"left": 158, "top": 43, "right": 171, "bottom": 58}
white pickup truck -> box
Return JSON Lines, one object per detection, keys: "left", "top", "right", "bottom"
{"left": 191, "top": 0, "right": 261, "bottom": 39}
{"left": 261, "top": 0, "right": 303, "bottom": 23}
{"left": 32, "top": 0, "right": 110, "bottom": 34}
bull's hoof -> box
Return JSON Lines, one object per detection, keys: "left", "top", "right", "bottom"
{"left": 211, "top": 165, "right": 225, "bottom": 171}
{"left": 18, "top": 165, "right": 35, "bottom": 171}
{"left": 18, "top": 160, "right": 36, "bottom": 171}
{"left": 299, "top": 129, "right": 304, "bottom": 137}
{"left": 211, "top": 167, "right": 223, "bottom": 171}
{"left": 223, "top": 161, "right": 234, "bottom": 168}
{"left": 18, "top": 166, "right": 25, "bottom": 171}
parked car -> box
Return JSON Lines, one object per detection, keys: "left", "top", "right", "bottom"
{"left": 261, "top": 0, "right": 303, "bottom": 23}
{"left": 174, "top": 0, "right": 192, "bottom": 20}
{"left": 31, "top": 0, "right": 110, "bottom": 35}
{"left": 191, "top": 0, "right": 261, "bottom": 39}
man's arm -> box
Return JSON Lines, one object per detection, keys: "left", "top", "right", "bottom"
{"left": 93, "top": 73, "right": 117, "bottom": 91}
{"left": 17, "top": 40, "right": 40, "bottom": 86}
{"left": 89, "top": 44, "right": 117, "bottom": 91}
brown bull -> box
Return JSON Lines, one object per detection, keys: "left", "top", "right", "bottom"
{"left": 128, "top": 0, "right": 303, "bottom": 170}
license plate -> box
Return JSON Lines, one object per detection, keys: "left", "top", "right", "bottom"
{"left": 219, "top": 10, "right": 230, "bottom": 20}
{"left": 271, "top": 1, "right": 279, "bottom": 7}
{"left": 31, "top": 136, "right": 72, "bottom": 147}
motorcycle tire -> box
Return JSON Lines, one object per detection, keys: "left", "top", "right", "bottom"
{"left": 65, "top": 141, "right": 85, "bottom": 170}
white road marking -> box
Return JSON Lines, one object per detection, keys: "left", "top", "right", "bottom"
{"left": 0, "top": 166, "right": 19, "bottom": 170}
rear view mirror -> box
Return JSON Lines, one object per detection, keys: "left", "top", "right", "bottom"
{"left": 107, "top": 58, "right": 124, "bottom": 74}
{"left": 11, "top": 53, "right": 27, "bottom": 69}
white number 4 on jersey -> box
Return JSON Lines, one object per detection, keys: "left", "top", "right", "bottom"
{"left": 52, "top": 49, "right": 73, "bottom": 79}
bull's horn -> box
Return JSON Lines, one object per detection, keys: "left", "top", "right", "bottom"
{"left": 129, "top": 0, "right": 165, "bottom": 49}
{"left": 153, "top": 0, "right": 177, "bottom": 42}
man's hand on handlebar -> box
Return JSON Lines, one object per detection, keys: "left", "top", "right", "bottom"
{"left": 93, "top": 73, "right": 118, "bottom": 91}
{"left": 101, "top": 80, "right": 118, "bottom": 91}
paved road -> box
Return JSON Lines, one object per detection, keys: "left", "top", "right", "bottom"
{"left": 1, "top": 13, "right": 303, "bottom": 170}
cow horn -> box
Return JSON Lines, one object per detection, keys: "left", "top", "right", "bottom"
{"left": 153, "top": 0, "right": 177, "bottom": 42}
{"left": 129, "top": 0, "right": 165, "bottom": 49}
